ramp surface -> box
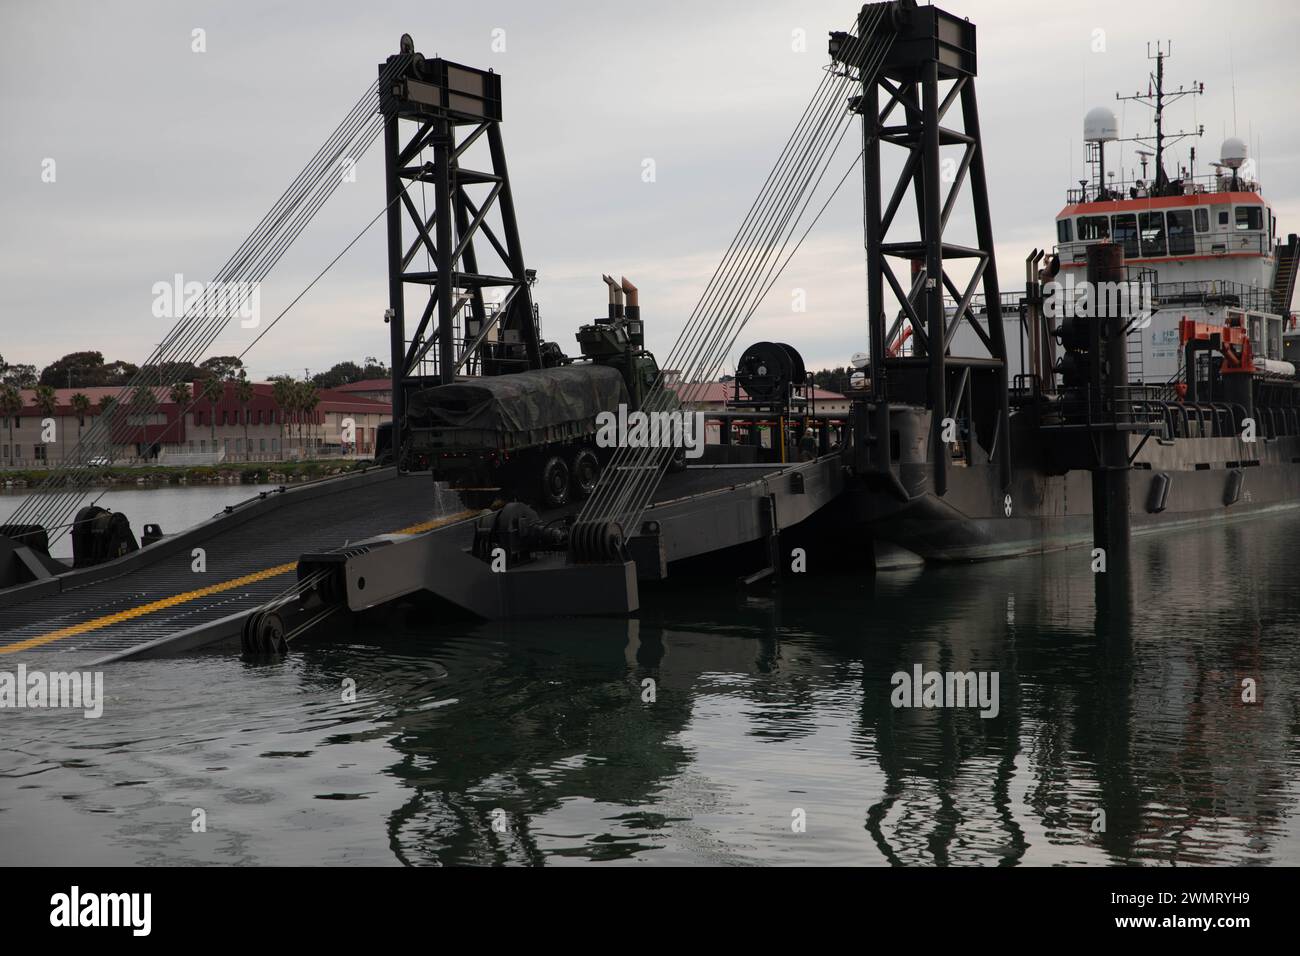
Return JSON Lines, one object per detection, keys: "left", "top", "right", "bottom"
{"left": 0, "top": 470, "right": 457, "bottom": 665}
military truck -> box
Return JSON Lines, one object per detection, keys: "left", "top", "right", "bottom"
{"left": 404, "top": 283, "right": 684, "bottom": 508}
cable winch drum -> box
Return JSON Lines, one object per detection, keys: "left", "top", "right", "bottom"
{"left": 735, "top": 342, "right": 806, "bottom": 403}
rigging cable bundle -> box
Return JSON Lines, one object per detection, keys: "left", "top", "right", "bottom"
{"left": 11, "top": 54, "right": 414, "bottom": 543}
{"left": 572, "top": 10, "right": 896, "bottom": 556}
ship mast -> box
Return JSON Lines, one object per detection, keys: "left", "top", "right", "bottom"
{"left": 1115, "top": 42, "right": 1204, "bottom": 195}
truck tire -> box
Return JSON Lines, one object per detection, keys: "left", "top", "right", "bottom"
{"left": 667, "top": 446, "right": 688, "bottom": 473}
{"left": 539, "top": 455, "right": 571, "bottom": 509}
{"left": 570, "top": 447, "right": 601, "bottom": 499}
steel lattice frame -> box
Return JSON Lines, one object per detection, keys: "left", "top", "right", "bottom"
{"left": 843, "top": 1, "right": 1011, "bottom": 494}
{"left": 379, "top": 46, "right": 541, "bottom": 464}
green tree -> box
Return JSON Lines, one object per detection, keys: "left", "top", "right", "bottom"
{"left": 70, "top": 392, "right": 91, "bottom": 443}
{"left": 300, "top": 381, "right": 320, "bottom": 457}
{"left": 0, "top": 361, "right": 38, "bottom": 388}
{"left": 235, "top": 373, "right": 254, "bottom": 460}
{"left": 200, "top": 356, "right": 244, "bottom": 382}
{"left": 168, "top": 382, "right": 192, "bottom": 453}
{"left": 271, "top": 376, "right": 292, "bottom": 459}
{"left": 101, "top": 360, "right": 138, "bottom": 385}
{"left": 32, "top": 384, "right": 58, "bottom": 462}
{"left": 0, "top": 384, "right": 22, "bottom": 466}
{"left": 39, "top": 351, "right": 107, "bottom": 388}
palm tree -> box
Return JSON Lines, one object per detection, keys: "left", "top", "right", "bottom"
{"left": 0, "top": 384, "right": 22, "bottom": 467}
{"left": 235, "top": 373, "right": 254, "bottom": 460}
{"left": 271, "top": 377, "right": 292, "bottom": 459}
{"left": 202, "top": 376, "right": 224, "bottom": 452}
{"left": 70, "top": 392, "right": 91, "bottom": 445}
{"left": 300, "top": 381, "right": 319, "bottom": 457}
{"left": 32, "top": 384, "right": 58, "bottom": 463}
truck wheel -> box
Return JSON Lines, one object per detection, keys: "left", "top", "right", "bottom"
{"left": 667, "top": 446, "right": 688, "bottom": 473}
{"left": 539, "top": 455, "right": 571, "bottom": 509}
{"left": 569, "top": 447, "right": 601, "bottom": 498}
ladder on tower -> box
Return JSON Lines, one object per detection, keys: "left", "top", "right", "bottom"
{"left": 1126, "top": 321, "right": 1145, "bottom": 385}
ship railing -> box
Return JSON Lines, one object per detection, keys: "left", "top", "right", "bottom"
{"left": 1066, "top": 172, "right": 1261, "bottom": 205}
{"left": 1042, "top": 387, "right": 1264, "bottom": 441}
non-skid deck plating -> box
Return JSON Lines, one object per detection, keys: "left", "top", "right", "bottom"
{"left": 0, "top": 458, "right": 845, "bottom": 665}
{"left": 0, "top": 469, "right": 460, "bottom": 665}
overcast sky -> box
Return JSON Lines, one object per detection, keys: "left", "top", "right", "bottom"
{"left": 2, "top": 0, "right": 1298, "bottom": 381}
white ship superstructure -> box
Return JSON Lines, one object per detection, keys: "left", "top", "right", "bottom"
{"left": 1050, "top": 46, "right": 1299, "bottom": 384}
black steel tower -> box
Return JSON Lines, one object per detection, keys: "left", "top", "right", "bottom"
{"left": 835, "top": 0, "right": 1010, "bottom": 495}
{"left": 379, "top": 36, "right": 541, "bottom": 467}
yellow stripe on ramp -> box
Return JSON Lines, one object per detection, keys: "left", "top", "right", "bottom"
{"left": 0, "top": 508, "right": 478, "bottom": 655}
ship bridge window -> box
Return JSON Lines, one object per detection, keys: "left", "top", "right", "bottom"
{"left": 1139, "top": 211, "right": 1166, "bottom": 257}
{"left": 1235, "top": 206, "right": 1263, "bottom": 231}
{"left": 1195, "top": 208, "right": 1209, "bottom": 232}
{"left": 1166, "top": 209, "right": 1194, "bottom": 255}
{"left": 1078, "top": 216, "right": 1109, "bottom": 241}
{"left": 1112, "top": 214, "right": 1139, "bottom": 258}
{"left": 1057, "top": 219, "right": 1072, "bottom": 243}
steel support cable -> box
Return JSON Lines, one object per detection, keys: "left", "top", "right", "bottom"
{"left": 24, "top": 108, "right": 386, "bottom": 529}
{"left": 15, "top": 56, "right": 408, "bottom": 497}
{"left": 13, "top": 68, "right": 399, "bottom": 525}
{"left": 581, "top": 24, "right": 889, "bottom": 528}
{"left": 43, "top": 133, "right": 420, "bottom": 541}
{"left": 686, "top": 35, "right": 891, "bottom": 404}
{"left": 676, "top": 46, "right": 881, "bottom": 411}
{"left": 581, "top": 20, "right": 888, "bottom": 526}
{"left": 650, "top": 10, "right": 886, "bottom": 393}
{"left": 16, "top": 62, "right": 408, "bottom": 533}
{"left": 580, "top": 33, "right": 882, "bottom": 527}
{"left": 619, "top": 44, "right": 886, "bottom": 522}
{"left": 595, "top": 105, "right": 876, "bottom": 529}
{"left": 28, "top": 132, "right": 376, "bottom": 535}
{"left": 608, "top": 143, "right": 870, "bottom": 534}
{"left": 17, "top": 64, "right": 399, "bottom": 508}
{"left": 649, "top": 24, "right": 885, "bottom": 411}
{"left": 37, "top": 114, "right": 393, "bottom": 540}
{"left": 584, "top": 31, "right": 892, "bottom": 530}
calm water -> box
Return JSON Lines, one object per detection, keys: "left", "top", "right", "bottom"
{"left": 2, "top": 490, "right": 1299, "bottom": 865}
{"left": 0, "top": 483, "right": 283, "bottom": 560}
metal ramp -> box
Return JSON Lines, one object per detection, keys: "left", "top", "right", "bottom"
{"left": 0, "top": 469, "right": 470, "bottom": 666}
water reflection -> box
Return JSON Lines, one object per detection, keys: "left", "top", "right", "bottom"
{"left": 2, "top": 513, "right": 1298, "bottom": 865}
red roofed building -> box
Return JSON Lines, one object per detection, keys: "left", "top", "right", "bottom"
{"left": 1, "top": 380, "right": 391, "bottom": 467}
{"left": 669, "top": 381, "right": 849, "bottom": 414}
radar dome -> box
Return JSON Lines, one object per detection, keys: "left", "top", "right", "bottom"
{"left": 1084, "top": 106, "right": 1118, "bottom": 143}
{"left": 1220, "top": 136, "right": 1248, "bottom": 170}
{"left": 850, "top": 351, "right": 870, "bottom": 370}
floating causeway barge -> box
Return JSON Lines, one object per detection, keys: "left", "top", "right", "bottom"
{"left": 3, "top": 0, "right": 1298, "bottom": 661}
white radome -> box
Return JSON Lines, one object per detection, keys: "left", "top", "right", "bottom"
{"left": 850, "top": 351, "right": 870, "bottom": 369}
{"left": 1220, "top": 136, "right": 1248, "bottom": 170}
{"left": 1083, "top": 106, "right": 1119, "bottom": 143}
